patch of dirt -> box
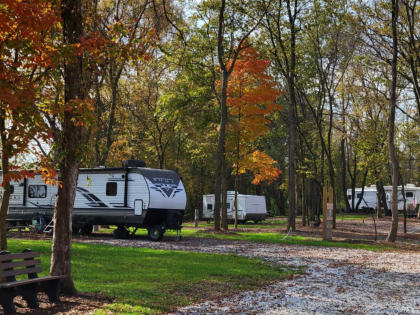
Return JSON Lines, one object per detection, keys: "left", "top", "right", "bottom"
{"left": 196, "top": 229, "right": 242, "bottom": 236}
{"left": 9, "top": 292, "right": 112, "bottom": 314}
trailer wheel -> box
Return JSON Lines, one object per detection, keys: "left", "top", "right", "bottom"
{"left": 81, "top": 224, "right": 93, "bottom": 235}
{"left": 148, "top": 225, "right": 164, "bottom": 241}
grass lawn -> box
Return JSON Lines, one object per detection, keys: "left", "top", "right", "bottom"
{"left": 164, "top": 230, "right": 395, "bottom": 251}
{"left": 8, "top": 239, "right": 293, "bottom": 314}
{"left": 96, "top": 223, "right": 395, "bottom": 252}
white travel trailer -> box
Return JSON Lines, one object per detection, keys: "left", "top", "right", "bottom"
{"left": 202, "top": 192, "right": 267, "bottom": 223}
{"left": 3, "top": 160, "right": 187, "bottom": 241}
{"left": 346, "top": 185, "right": 378, "bottom": 211}
{"left": 347, "top": 184, "right": 420, "bottom": 215}
{"left": 384, "top": 184, "right": 420, "bottom": 215}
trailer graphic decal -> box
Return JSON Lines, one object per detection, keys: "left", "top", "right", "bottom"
{"left": 76, "top": 187, "right": 108, "bottom": 207}
{"left": 141, "top": 169, "right": 182, "bottom": 198}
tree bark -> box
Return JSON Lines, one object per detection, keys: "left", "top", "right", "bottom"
{"left": 355, "top": 169, "right": 368, "bottom": 211}
{"left": 376, "top": 181, "right": 388, "bottom": 217}
{"left": 213, "top": 70, "right": 228, "bottom": 231}
{"left": 286, "top": 0, "right": 297, "bottom": 232}
{"left": 50, "top": 0, "right": 85, "bottom": 294}
{"left": 0, "top": 116, "right": 10, "bottom": 251}
{"left": 341, "top": 138, "right": 350, "bottom": 212}
{"left": 386, "top": 0, "right": 399, "bottom": 243}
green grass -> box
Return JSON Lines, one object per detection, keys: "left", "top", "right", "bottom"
{"left": 8, "top": 239, "right": 292, "bottom": 314}
{"left": 188, "top": 231, "right": 396, "bottom": 251}
{"left": 162, "top": 230, "right": 394, "bottom": 251}
{"left": 95, "top": 223, "right": 395, "bottom": 252}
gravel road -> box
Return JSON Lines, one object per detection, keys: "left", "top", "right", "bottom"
{"left": 77, "top": 236, "right": 420, "bottom": 315}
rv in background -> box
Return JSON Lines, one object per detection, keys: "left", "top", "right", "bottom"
{"left": 202, "top": 192, "right": 267, "bottom": 223}
{"left": 347, "top": 184, "right": 420, "bottom": 216}
{"left": 346, "top": 185, "right": 377, "bottom": 211}
{"left": 3, "top": 160, "right": 187, "bottom": 241}
{"left": 384, "top": 184, "right": 420, "bottom": 215}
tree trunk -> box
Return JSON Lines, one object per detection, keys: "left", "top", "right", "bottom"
{"left": 287, "top": 62, "right": 297, "bottom": 231}
{"left": 302, "top": 176, "right": 306, "bottom": 226}
{"left": 50, "top": 0, "right": 84, "bottom": 294}
{"left": 213, "top": 71, "right": 228, "bottom": 231}
{"left": 0, "top": 116, "right": 10, "bottom": 251}
{"left": 386, "top": 0, "right": 399, "bottom": 243}
{"left": 341, "top": 138, "right": 350, "bottom": 212}
{"left": 401, "top": 181, "right": 407, "bottom": 234}
{"left": 376, "top": 181, "right": 387, "bottom": 218}
{"left": 355, "top": 169, "right": 368, "bottom": 211}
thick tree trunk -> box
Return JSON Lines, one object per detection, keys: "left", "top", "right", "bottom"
{"left": 386, "top": 0, "right": 399, "bottom": 243}
{"left": 0, "top": 117, "right": 10, "bottom": 251}
{"left": 213, "top": 71, "right": 228, "bottom": 231}
{"left": 50, "top": 0, "right": 84, "bottom": 294}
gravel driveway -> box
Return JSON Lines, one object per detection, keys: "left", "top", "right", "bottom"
{"left": 77, "top": 236, "right": 420, "bottom": 315}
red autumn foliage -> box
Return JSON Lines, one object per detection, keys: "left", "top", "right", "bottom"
{"left": 225, "top": 46, "right": 284, "bottom": 185}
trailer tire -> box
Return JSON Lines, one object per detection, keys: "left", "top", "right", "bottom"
{"left": 81, "top": 224, "right": 93, "bottom": 235}
{"left": 148, "top": 225, "right": 164, "bottom": 241}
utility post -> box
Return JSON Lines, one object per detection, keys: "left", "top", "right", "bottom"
{"left": 323, "top": 186, "right": 333, "bottom": 241}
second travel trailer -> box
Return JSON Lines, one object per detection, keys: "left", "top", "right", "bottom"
{"left": 347, "top": 184, "right": 420, "bottom": 215}
{"left": 346, "top": 185, "right": 378, "bottom": 211}
{"left": 384, "top": 184, "right": 420, "bottom": 215}
{"left": 3, "top": 160, "right": 187, "bottom": 241}
{"left": 202, "top": 192, "right": 267, "bottom": 223}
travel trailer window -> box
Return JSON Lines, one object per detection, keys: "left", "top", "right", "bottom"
{"left": 106, "top": 182, "right": 117, "bottom": 196}
{"left": 226, "top": 202, "right": 230, "bottom": 209}
{"left": 406, "top": 192, "right": 414, "bottom": 198}
{"left": 28, "top": 185, "right": 47, "bottom": 198}
{"left": 347, "top": 195, "right": 351, "bottom": 200}
{"left": 207, "top": 204, "right": 213, "bottom": 210}
{"left": 356, "top": 193, "right": 362, "bottom": 199}
{"left": 10, "top": 185, "right": 14, "bottom": 194}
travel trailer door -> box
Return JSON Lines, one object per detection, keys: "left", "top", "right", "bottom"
{"left": 134, "top": 199, "right": 143, "bottom": 215}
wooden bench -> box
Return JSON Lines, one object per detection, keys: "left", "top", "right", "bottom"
{"left": 0, "top": 249, "right": 65, "bottom": 314}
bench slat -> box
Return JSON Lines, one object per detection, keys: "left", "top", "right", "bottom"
{"left": 0, "top": 266, "right": 42, "bottom": 278}
{"left": 0, "top": 251, "right": 40, "bottom": 261}
{"left": 0, "top": 275, "right": 66, "bottom": 288}
{"left": 0, "top": 259, "right": 41, "bottom": 269}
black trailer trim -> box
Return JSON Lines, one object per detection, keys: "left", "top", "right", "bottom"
{"left": 124, "top": 169, "right": 128, "bottom": 207}
{"left": 22, "top": 178, "right": 27, "bottom": 206}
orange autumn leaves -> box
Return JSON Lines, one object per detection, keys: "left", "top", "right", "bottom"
{"left": 223, "top": 46, "right": 283, "bottom": 185}
{"left": 0, "top": 0, "right": 60, "bottom": 185}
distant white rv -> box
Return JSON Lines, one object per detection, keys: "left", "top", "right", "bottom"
{"left": 384, "top": 184, "right": 420, "bottom": 214}
{"left": 202, "top": 192, "right": 267, "bottom": 223}
{"left": 347, "top": 185, "right": 378, "bottom": 211}
{"left": 347, "top": 184, "right": 420, "bottom": 215}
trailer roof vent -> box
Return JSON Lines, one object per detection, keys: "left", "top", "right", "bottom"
{"left": 122, "top": 160, "right": 146, "bottom": 168}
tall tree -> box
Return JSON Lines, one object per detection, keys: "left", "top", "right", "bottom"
{"left": 263, "top": 0, "right": 302, "bottom": 231}
{"left": 224, "top": 46, "right": 282, "bottom": 228}
{"left": 386, "top": 0, "right": 400, "bottom": 242}
{"left": 0, "top": 0, "right": 58, "bottom": 250}
{"left": 209, "top": 0, "right": 266, "bottom": 230}
{"left": 50, "top": 0, "right": 87, "bottom": 294}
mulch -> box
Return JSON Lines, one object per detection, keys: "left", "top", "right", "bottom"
{"left": 6, "top": 292, "right": 112, "bottom": 314}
